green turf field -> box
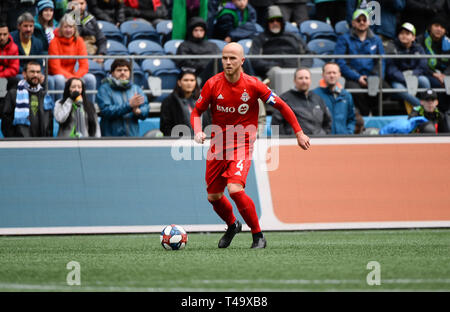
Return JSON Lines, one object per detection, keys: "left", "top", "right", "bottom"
{"left": 0, "top": 229, "right": 449, "bottom": 292}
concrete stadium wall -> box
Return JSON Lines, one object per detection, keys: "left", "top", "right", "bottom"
{"left": 0, "top": 137, "right": 449, "bottom": 235}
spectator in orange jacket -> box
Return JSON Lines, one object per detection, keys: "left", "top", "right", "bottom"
{"left": 48, "top": 14, "right": 96, "bottom": 103}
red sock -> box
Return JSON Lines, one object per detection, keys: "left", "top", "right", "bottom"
{"left": 209, "top": 196, "right": 236, "bottom": 226}
{"left": 229, "top": 190, "right": 261, "bottom": 234}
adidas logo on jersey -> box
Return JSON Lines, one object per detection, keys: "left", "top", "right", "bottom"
{"left": 217, "top": 94, "right": 224, "bottom": 100}
{"left": 235, "top": 171, "right": 242, "bottom": 176}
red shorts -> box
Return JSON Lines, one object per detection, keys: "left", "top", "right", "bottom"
{"left": 205, "top": 158, "right": 252, "bottom": 194}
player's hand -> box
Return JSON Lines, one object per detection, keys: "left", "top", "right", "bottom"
{"left": 194, "top": 132, "right": 206, "bottom": 144}
{"left": 296, "top": 131, "right": 310, "bottom": 150}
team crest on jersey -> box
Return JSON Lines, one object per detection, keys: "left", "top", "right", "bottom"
{"left": 240, "top": 90, "right": 250, "bottom": 102}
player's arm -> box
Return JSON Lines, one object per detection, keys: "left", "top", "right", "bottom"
{"left": 190, "top": 82, "right": 211, "bottom": 144}
{"left": 265, "top": 92, "right": 311, "bottom": 150}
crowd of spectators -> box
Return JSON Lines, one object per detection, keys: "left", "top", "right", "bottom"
{"left": 0, "top": 0, "right": 450, "bottom": 138}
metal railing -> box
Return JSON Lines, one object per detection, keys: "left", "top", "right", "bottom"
{"left": 3, "top": 53, "right": 450, "bottom": 116}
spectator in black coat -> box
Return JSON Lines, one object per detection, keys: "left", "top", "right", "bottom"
{"left": 271, "top": 67, "right": 332, "bottom": 135}
{"left": 409, "top": 89, "right": 448, "bottom": 133}
{"left": 401, "top": 0, "right": 446, "bottom": 37}
{"left": 248, "top": 5, "right": 312, "bottom": 80}
{"left": 160, "top": 68, "right": 211, "bottom": 137}
{"left": 87, "top": 0, "right": 126, "bottom": 26}
{"left": 69, "top": 0, "right": 107, "bottom": 63}
{"left": 175, "top": 17, "right": 221, "bottom": 84}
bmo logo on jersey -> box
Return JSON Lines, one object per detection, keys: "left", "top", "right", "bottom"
{"left": 216, "top": 104, "right": 249, "bottom": 115}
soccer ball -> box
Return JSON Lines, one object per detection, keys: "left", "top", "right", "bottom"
{"left": 160, "top": 224, "right": 188, "bottom": 250}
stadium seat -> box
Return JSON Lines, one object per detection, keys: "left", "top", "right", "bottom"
{"left": 120, "top": 19, "right": 160, "bottom": 45}
{"left": 156, "top": 19, "right": 173, "bottom": 36}
{"left": 88, "top": 59, "right": 106, "bottom": 87}
{"left": 237, "top": 39, "right": 252, "bottom": 55}
{"left": 128, "top": 40, "right": 164, "bottom": 55}
{"left": 334, "top": 20, "right": 350, "bottom": 35}
{"left": 311, "top": 58, "right": 325, "bottom": 68}
{"left": 164, "top": 39, "right": 183, "bottom": 55}
{"left": 285, "top": 22, "right": 300, "bottom": 34}
{"left": 141, "top": 58, "right": 180, "bottom": 91}
{"left": 97, "top": 20, "right": 125, "bottom": 44}
{"left": 128, "top": 40, "right": 165, "bottom": 65}
{"left": 299, "top": 20, "right": 337, "bottom": 42}
{"left": 106, "top": 40, "right": 129, "bottom": 55}
{"left": 208, "top": 39, "right": 227, "bottom": 51}
{"left": 307, "top": 38, "right": 336, "bottom": 55}
{"left": 255, "top": 23, "right": 264, "bottom": 33}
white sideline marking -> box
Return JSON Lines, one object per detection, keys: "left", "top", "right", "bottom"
{"left": 1, "top": 279, "right": 449, "bottom": 292}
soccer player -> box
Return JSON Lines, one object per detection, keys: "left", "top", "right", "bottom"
{"left": 190, "top": 42, "right": 310, "bottom": 249}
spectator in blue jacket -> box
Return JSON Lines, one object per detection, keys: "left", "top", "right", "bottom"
{"left": 334, "top": 9, "right": 385, "bottom": 116}
{"left": 386, "top": 23, "right": 431, "bottom": 109}
{"left": 313, "top": 62, "right": 356, "bottom": 134}
{"left": 213, "top": 0, "right": 258, "bottom": 42}
{"left": 347, "top": 0, "right": 405, "bottom": 43}
{"left": 97, "top": 59, "right": 149, "bottom": 136}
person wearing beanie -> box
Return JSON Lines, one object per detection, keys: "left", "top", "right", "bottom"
{"left": 401, "top": 0, "right": 446, "bottom": 37}
{"left": 248, "top": 5, "right": 312, "bottom": 79}
{"left": 34, "top": 0, "right": 59, "bottom": 52}
{"left": 416, "top": 17, "right": 450, "bottom": 113}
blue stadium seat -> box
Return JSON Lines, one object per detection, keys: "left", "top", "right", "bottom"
{"left": 208, "top": 39, "right": 227, "bottom": 51}
{"left": 285, "top": 22, "right": 300, "bottom": 34}
{"left": 311, "top": 58, "right": 325, "bottom": 68}
{"left": 307, "top": 38, "right": 336, "bottom": 55}
{"left": 237, "top": 39, "right": 252, "bottom": 55}
{"left": 163, "top": 39, "right": 183, "bottom": 55}
{"left": 128, "top": 39, "right": 164, "bottom": 56}
{"left": 141, "top": 58, "right": 180, "bottom": 90}
{"left": 299, "top": 20, "right": 337, "bottom": 42}
{"left": 120, "top": 20, "right": 160, "bottom": 44}
{"left": 156, "top": 19, "right": 173, "bottom": 36}
{"left": 255, "top": 23, "right": 264, "bottom": 33}
{"left": 97, "top": 20, "right": 125, "bottom": 44}
{"left": 334, "top": 20, "right": 350, "bottom": 35}
{"left": 106, "top": 40, "right": 128, "bottom": 55}
{"left": 88, "top": 59, "right": 106, "bottom": 87}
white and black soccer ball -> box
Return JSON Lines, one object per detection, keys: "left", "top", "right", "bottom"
{"left": 160, "top": 224, "right": 188, "bottom": 250}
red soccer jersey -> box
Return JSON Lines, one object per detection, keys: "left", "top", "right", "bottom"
{"left": 191, "top": 71, "right": 302, "bottom": 159}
